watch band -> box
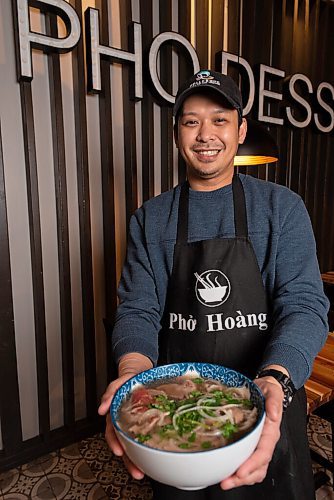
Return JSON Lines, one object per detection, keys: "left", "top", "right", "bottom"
{"left": 255, "top": 369, "right": 296, "bottom": 411}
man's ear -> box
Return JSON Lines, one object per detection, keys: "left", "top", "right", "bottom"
{"left": 238, "top": 118, "right": 247, "bottom": 145}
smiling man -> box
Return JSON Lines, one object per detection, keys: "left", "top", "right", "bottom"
{"left": 174, "top": 92, "right": 246, "bottom": 189}
{"left": 98, "top": 70, "right": 329, "bottom": 500}
{"left": 173, "top": 72, "right": 247, "bottom": 190}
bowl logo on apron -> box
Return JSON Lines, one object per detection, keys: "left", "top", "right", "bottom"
{"left": 194, "top": 270, "right": 231, "bottom": 308}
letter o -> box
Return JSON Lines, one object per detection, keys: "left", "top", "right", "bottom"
{"left": 148, "top": 32, "right": 200, "bottom": 104}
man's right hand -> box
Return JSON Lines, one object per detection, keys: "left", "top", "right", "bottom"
{"left": 98, "top": 353, "right": 153, "bottom": 480}
{"left": 98, "top": 374, "right": 145, "bottom": 480}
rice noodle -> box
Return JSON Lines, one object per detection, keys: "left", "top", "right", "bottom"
{"left": 117, "top": 376, "right": 258, "bottom": 452}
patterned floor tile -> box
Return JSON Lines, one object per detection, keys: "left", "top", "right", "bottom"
{"left": 78, "top": 433, "right": 153, "bottom": 499}
{"left": 47, "top": 474, "right": 72, "bottom": 498}
{"left": 63, "top": 481, "right": 108, "bottom": 500}
{"left": 308, "top": 414, "right": 333, "bottom": 463}
{"left": 2, "top": 494, "right": 30, "bottom": 499}
{"left": 0, "top": 416, "right": 332, "bottom": 500}
{"left": 30, "top": 477, "right": 56, "bottom": 499}
{"left": 39, "top": 453, "right": 60, "bottom": 475}
{"left": 72, "top": 460, "right": 97, "bottom": 483}
{"left": 1, "top": 469, "right": 43, "bottom": 496}
{"left": 0, "top": 468, "right": 20, "bottom": 493}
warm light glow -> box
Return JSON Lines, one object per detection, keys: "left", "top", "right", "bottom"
{"left": 208, "top": 0, "right": 212, "bottom": 68}
{"left": 234, "top": 155, "right": 278, "bottom": 166}
{"left": 223, "top": 0, "right": 228, "bottom": 51}
{"left": 190, "top": 0, "right": 196, "bottom": 46}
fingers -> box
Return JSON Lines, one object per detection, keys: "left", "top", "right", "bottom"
{"left": 105, "top": 414, "right": 124, "bottom": 456}
{"left": 221, "top": 464, "right": 269, "bottom": 489}
{"left": 105, "top": 415, "right": 145, "bottom": 480}
{"left": 122, "top": 454, "right": 145, "bottom": 480}
{"left": 221, "top": 379, "right": 283, "bottom": 490}
{"left": 98, "top": 374, "right": 135, "bottom": 416}
{"left": 98, "top": 384, "right": 115, "bottom": 416}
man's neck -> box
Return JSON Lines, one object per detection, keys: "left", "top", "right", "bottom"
{"left": 187, "top": 171, "right": 234, "bottom": 191}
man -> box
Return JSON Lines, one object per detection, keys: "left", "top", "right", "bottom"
{"left": 99, "top": 70, "right": 329, "bottom": 499}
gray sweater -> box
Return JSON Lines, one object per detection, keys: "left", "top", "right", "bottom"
{"left": 112, "top": 174, "right": 329, "bottom": 388}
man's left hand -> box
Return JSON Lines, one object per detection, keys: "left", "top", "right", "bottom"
{"left": 220, "top": 377, "right": 284, "bottom": 490}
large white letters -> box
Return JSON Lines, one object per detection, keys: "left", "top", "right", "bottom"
{"left": 314, "top": 82, "right": 334, "bottom": 133}
{"left": 148, "top": 32, "right": 200, "bottom": 103}
{"left": 85, "top": 7, "right": 142, "bottom": 97}
{"left": 13, "top": 0, "right": 80, "bottom": 80}
{"left": 11, "top": 2, "right": 334, "bottom": 132}
{"left": 220, "top": 51, "right": 255, "bottom": 116}
{"left": 286, "top": 74, "right": 313, "bottom": 128}
{"left": 259, "top": 64, "right": 285, "bottom": 125}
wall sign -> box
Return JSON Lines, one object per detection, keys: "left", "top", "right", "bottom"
{"left": 12, "top": 0, "right": 334, "bottom": 133}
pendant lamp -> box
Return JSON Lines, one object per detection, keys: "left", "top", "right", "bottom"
{"left": 233, "top": 0, "right": 279, "bottom": 167}
{"left": 234, "top": 118, "right": 279, "bottom": 166}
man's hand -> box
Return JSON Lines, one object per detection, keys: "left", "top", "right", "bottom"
{"left": 98, "top": 374, "right": 145, "bottom": 480}
{"left": 98, "top": 353, "right": 153, "bottom": 480}
{"left": 220, "top": 376, "right": 284, "bottom": 490}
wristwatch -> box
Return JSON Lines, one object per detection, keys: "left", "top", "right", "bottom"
{"left": 255, "top": 369, "right": 296, "bottom": 411}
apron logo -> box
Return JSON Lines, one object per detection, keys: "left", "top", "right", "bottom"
{"left": 194, "top": 270, "right": 231, "bottom": 308}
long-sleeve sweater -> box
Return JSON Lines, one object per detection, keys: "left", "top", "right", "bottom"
{"left": 112, "top": 173, "right": 329, "bottom": 389}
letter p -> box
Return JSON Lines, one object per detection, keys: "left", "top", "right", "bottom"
{"left": 12, "top": 0, "right": 81, "bottom": 81}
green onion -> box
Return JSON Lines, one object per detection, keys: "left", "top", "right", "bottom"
{"left": 221, "top": 422, "right": 238, "bottom": 438}
{"left": 201, "top": 441, "right": 212, "bottom": 449}
{"left": 188, "top": 432, "right": 196, "bottom": 443}
{"left": 193, "top": 378, "right": 204, "bottom": 384}
{"left": 136, "top": 434, "right": 151, "bottom": 443}
{"left": 178, "top": 442, "right": 191, "bottom": 449}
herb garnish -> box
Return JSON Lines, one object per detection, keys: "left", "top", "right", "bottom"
{"left": 136, "top": 434, "right": 151, "bottom": 443}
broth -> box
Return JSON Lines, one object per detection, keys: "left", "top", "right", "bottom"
{"left": 117, "top": 376, "right": 258, "bottom": 452}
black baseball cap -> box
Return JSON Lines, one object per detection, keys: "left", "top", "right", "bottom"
{"left": 173, "top": 69, "right": 243, "bottom": 120}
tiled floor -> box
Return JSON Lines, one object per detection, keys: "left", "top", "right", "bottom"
{"left": 0, "top": 414, "right": 332, "bottom": 499}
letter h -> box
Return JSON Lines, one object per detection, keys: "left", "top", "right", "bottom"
{"left": 85, "top": 7, "right": 142, "bottom": 97}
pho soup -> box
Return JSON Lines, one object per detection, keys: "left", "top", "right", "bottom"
{"left": 117, "top": 376, "right": 258, "bottom": 452}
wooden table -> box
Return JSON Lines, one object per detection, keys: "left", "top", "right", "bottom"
{"left": 305, "top": 331, "right": 334, "bottom": 489}
{"left": 305, "top": 332, "right": 334, "bottom": 414}
{"left": 322, "top": 272, "right": 334, "bottom": 331}
{"left": 322, "top": 272, "right": 334, "bottom": 285}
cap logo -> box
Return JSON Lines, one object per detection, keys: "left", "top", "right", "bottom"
{"left": 196, "top": 70, "right": 214, "bottom": 80}
{"left": 189, "top": 71, "right": 221, "bottom": 90}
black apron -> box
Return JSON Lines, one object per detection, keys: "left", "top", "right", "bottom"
{"left": 151, "top": 176, "right": 315, "bottom": 499}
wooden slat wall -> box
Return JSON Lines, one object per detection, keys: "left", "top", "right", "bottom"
{"left": 0, "top": 0, "right": 333, "bottom": 471}
{"left": 46, "top": 12, "right": 75, "bottom": 429}
{"left": 0, "top": 121, "right": 23, "bottom": 454}
{"left": 70, "top": 0, "right": 97, "bottom": 420}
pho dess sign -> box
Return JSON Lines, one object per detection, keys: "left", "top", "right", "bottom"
{"left": 12, "top": 0, "right": 334, "bottom": 133}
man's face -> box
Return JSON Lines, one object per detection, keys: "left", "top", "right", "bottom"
{"left": 175, "top": 92, "right": 247, "bottom": 189}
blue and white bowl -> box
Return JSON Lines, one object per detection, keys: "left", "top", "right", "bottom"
{"left": 111, "top": 362, "right": 265, "bottom": 491}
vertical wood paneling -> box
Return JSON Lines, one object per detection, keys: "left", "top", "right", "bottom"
{"left": 0, "top": 121, "right": 23, "bottom": 453}
{"left": 140, "top": 0, "right": 155, "bottom": 201}
{"left": 159, "top": 0, "right": 174, "bottom": 192}
{"left": 319, "top": 5, "right": 334, "bottom": 272}
{"left": 210, "top": 0, "right": 224, "bottom": 70}
{"left": 46, "top": 14, "right": 75, "bottom": 428}
{"left": 120, "top": 0, "right": 139, "bottom": 226}
{"left": 11, "top": 0, "right": 51, "bottom": 440}
{"left": 96, "top": 0, "right": 118, "bottom": 381}
{"left": 195, "top": 0, "right": 209, "bottom": 67}
{"left": 177, "top": 0, "right": 192, "bottom": 182}
{"left": 19, "top": 80, "right": 51, "bottom": 438}
{"left": 70, "top": 0, "right": 97, "bottom": 419}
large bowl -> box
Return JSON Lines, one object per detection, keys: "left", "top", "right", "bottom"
{"left": 110, "top": 362, "right": 265, "bottom": 491}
